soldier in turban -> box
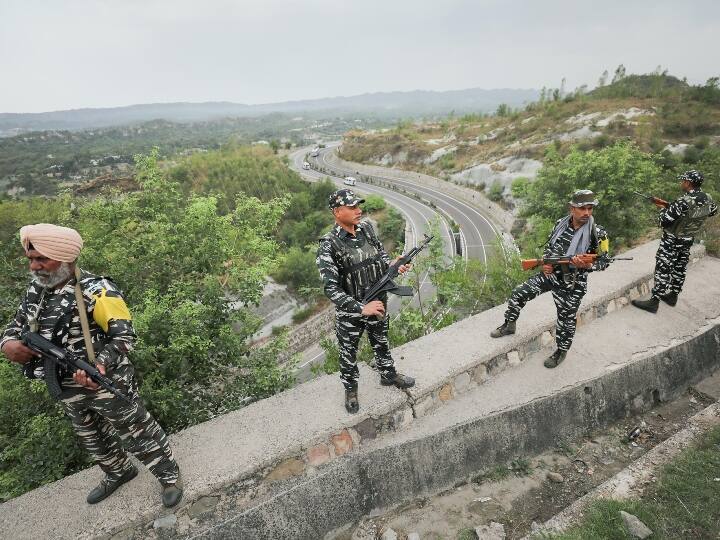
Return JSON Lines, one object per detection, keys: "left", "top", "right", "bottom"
{"left": 1, "top": 224, "right": 183, "bottom": 507}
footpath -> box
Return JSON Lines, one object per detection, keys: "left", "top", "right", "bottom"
{"left": 0, "top": 240, "right": 718, "bottom": 540}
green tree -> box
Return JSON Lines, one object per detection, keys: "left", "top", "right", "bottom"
{"left": 520, "top": 141, "right": 663, "bottom": 247}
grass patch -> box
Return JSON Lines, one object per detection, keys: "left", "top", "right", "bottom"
{"left": 545, "top": 426, "right": 720, "bottom": 539}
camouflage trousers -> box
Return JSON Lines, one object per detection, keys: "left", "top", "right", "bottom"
{"left": 504, "top": 272, "right": 588, "bottom": 352}
{"left": 336, "top": 312, "right": 396, "bottom": 390}
{"left": 652, "top": 233, "right": 692, "bottom": 298}
{"left": 60, "top": 366, "right": 179, "bottom": 485}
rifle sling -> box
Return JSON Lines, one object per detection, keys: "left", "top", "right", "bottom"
{"left": 73, "top": 266, "right": 96, "bottom": 364}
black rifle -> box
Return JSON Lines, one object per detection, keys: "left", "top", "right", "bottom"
{"left": 22, "top": 332, "right": 131, "bottom": 403}
{"left": 361, "top": 234, "right": 434, "bottom": 303}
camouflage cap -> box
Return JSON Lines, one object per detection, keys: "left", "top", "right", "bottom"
{"left": 328, "top": 189, "right": 365, "bottom": 209}
{"left": 678, "top": 169, "right": 704, "bottom": 185}
{"left": 569, "top": 189, "right": 599, "bottom": 207}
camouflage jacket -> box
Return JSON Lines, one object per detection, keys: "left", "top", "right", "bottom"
{"left": 316, "top": 221, "right": 391, "bottom": 315}
{"left": 660, "top": 188, "right": 718, "bottom": 240}
{"left": 1, "top": 269, "right": 135, "bottom": 388}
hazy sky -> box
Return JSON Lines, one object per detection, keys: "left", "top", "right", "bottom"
{"left": 1, "top": 0, "right": 718, "bottom": 113}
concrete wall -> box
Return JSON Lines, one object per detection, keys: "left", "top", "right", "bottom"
{"left": 183, "top": 322, "right": 720, "bottom": 539}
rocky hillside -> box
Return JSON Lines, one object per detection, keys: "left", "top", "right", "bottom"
{"left": 339, "top": 74, "right": 720, "bottom": 210}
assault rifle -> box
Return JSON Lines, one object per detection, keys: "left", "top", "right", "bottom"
{"left": 521, "top": 253, "right": 633, "bottom": 271}
{"left": 632, "top": 190, "right": 669, "bottom": 208}
{"left": 362, "top": 234, "right": 434, "bottom": 303}
{"left": 22, "top": 332, "right": 131, "bottom": 403}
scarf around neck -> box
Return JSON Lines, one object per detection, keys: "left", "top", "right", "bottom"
{"left": 549, "top": 215, "right": 594, "bottom": 256}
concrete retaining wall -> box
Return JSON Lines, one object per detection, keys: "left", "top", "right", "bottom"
{"left": 188, "top": 320, "right": 720, "bottom": 539}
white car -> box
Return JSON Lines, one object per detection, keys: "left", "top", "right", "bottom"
{"left": 343, "top": 176, "right": 357, "bottom": 186}
{"left": 302, "top": 161, "right": 310, "bottom": 170}
{"left": 310, "top": 147, "right": 320, "bottom": 157}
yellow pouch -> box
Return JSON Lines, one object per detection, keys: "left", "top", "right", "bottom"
{"left": 92, "top": 289, "right": 132, "bottom": 332}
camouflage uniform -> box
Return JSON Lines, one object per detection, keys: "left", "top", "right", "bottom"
{"left": 0, "top": 270, "right": 179, "bottom": 485}
{"left": 652, "top": 187, "right": 717, "bottom": 298}
{"left": 504, "top": 218, "right": 610, "bottom": 352}
{"left": 317, "top": 221, "right": 397, "bottom": 390}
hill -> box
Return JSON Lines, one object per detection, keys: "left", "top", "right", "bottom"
{"left": 339, "top": 73, "right": 720, "bottom": 197}
{"left": 0, "top": 87, "right": 539, "bottom": 136}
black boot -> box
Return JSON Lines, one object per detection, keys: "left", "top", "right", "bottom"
{"left": 490, "top": 320, "right": 516, "bottom": 338}
{"left": 659, "top": 292, "right": 678, "bottom": 306}
{"left": 631, "top": 296, "right": 659, "bottom": 313}
{"left": 543, "top": 350, "right": 567, "bottom": 369}
{"left": 161, "top": 473, "right": 183, "bottom": 508}
{"left": 345, "top": 388, "right": 359, "bottom": 414}
{"left": 380, "top": 372, "right": 415, "bottom": 389}
{"left": 87, "top": 466, "right": 138, "bottom": 504}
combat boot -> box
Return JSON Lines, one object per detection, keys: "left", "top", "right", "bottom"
{"left": 631, "top": 296, "right": 659, "bottom": 313}
{"left": 543, "top": 349, "right": 567, "bottom": 369}
{"left": 345, "top": 388, "right": 359, "bottom": 414}
{"left": 659, "top": 292, "right": 678, "bottom": 306}
{"left": 380, "top": 372, "right": 415, "bottom": 389}
{"left": 490, "top": 320, "right": 516, "bottom": 338}
{"left": 161, "top": 473, "right": 183, "bottom": 508}
{"left": 87, "top": 465, "right": 138, "bottom": 504}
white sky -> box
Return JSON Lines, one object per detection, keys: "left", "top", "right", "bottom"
{"left": 1, "top": 0, "right": 718, "bottom": 113}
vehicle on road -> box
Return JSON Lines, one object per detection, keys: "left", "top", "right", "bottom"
{"left": 302, "top": 161, "right": 310, "bottom": 170}
{"left": 310, "top": 147, "right": 320, "bottom": 157}
{"left": 343, "top": 176, "right": 357, "bottom": 186}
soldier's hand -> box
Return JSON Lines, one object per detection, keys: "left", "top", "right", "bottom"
{"left": 542, "top": 264, "right": 554, "bottom": 276}
{"left": 392, "top": 256, "right": 411, "bottom": 274}
{"left": 570, "top": 255, "right": 594, "bottom": 269}
{"left": 73, "top": 364, "right": 106, "bottom": 391}
{"left": 361, "top": 300, "right": 386, "bottom": 317}
{"left": 0, "top": 340, "right": 39, "bottom": 364}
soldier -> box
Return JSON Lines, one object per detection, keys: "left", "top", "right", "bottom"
{"left": 0, "top": 224, "right": 183, "bottom": 507}
{"left": 633, "top": 170, "right": 717, "bottom": 313}
{"left": 490, "top": 190, "right": 611, "bottom": 368}
{"left": 317, "top": 189, "right": 415, "bottom": 413}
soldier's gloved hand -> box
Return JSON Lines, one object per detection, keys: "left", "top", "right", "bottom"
{"left": 73, "top": 364, "right": 106, "bottom": 391}
{"left": 542, "top": 264, "right": 554, "bottom": 276}
{"left": 0, "top": 340, "right": 39, "bottom": 364}
{"left": 361, "top": 300, "right": 386, "bottom": 317}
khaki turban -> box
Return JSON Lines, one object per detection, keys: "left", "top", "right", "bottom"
{"left": 20, "top": 223, "right": 83, "bottom": 263}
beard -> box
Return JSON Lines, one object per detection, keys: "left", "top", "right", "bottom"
{"left": 32, "top": 262, "right": 74, "bottom": 288}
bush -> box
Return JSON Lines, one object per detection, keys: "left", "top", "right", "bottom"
{"left": 487, "top": 180, "right": 504, "bottom": 202}
{"left": 520, "top": 141, "right": 664, "bottom": 248}
{"left": 362, "top": 194, "right": 386, "bottom": 213}
{"left": 273, "top": 247, "right": 322, "bottom": 296}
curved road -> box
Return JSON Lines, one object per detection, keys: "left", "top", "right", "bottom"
{"left": 314, "top": 143, "right": 504, "bottom": 265}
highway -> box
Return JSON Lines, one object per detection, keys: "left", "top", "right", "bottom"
{"left": 313, "top": 143, "right": 503, "bottom": 265}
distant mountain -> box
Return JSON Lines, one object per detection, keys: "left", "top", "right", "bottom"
{"left": 0, "top": 88, "right": 539, "bottom": 136}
